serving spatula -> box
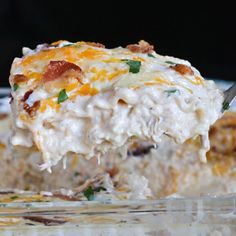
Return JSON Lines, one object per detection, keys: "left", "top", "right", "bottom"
{"left": 222, "top": 83, "right": 236, "bottom": 112}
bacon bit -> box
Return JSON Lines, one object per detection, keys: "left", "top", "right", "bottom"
{"left": 222, "top": 124, "right": 236, "bottom": 129}
{"left": 209, "top": 127, "right": 217, "bottom": 137}
{"left": 86, "top": 42, "right": 105, "bottom": 48}
{"left": 210, "top": 146, "right": 217, "bottom": 153}
{"left": 23, "top": 101, "right": 40, "bottom": 117}
{"left": 117, "top": 99, "right": 127, "bottom": 105}
{"left": 107, "top": 166, "right": 119, "bottom": 178}
{"left": 53, "top": 193, "right": 78, "bottom": 201}
{"left": 170, "top": 64, "right": 194, "bottom": 76}
{"left": 23, "top": 216, "right": 66, "bottom": 226}
{"left": 12, "top": 74, "right": 28, "bottom": 84}
{"left": 126, "top": 40, "right": 154, "bottom": 53}
{"left": 0, "top": 190, "right": 14, "bottom": 194}
{"left": 21, "top": 90, "right": 33, "bottom": 102}
{"left": 0, "top": 113, "right": 8, "bottom": 120}
{"left": 42, "top": 60, "right": 83, "bottom": 83}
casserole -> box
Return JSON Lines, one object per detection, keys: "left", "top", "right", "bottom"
{"left": 0, "top": 80, "right": 235, "bottom": 235}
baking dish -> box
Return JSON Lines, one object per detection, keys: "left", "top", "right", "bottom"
{"left": 0, "top": 80, "right": 236, "bottom": 235}
{"left": 1, "top": 195, "right": 236, "bottom": 235}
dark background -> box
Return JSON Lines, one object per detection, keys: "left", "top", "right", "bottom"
{"left": 1, "top": 0, "right": 235, "bottom": 87}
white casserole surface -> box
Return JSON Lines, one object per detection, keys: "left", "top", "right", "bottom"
{"left": 9, "top": 40, "right": 223, "bottom": 170}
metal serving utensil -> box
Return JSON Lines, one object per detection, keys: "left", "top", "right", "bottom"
{"left": 222, "top": 83, "right": 236, "bottom": 112}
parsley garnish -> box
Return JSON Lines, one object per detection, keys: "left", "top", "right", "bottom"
{"left": 165, "top": 61, "right": 176, "bottom": 65}
{"left": 13, "top": 83, "right": 19, "bottom": 91}
{"left": 84, "top": 186, "right": 106, "bottom": 201}
{"left": 58, "top": 89, "right": 68, "bottom": 104}
{"left": 122, "top": 59, "right": 141, "bottom": 73}
{"left": 164, "top": 89, "right": 180, "bottom": 97}
{"left": 148, "top": 53, "right": 156, "bottom": 58}
{"left": 10, "top": 195, "right": 19, "bottom": 200}
{"left": 84, "top": 186, "right": 94, "bottom": 200}
{"left": 222, "top": 102, "right": 230, "bottom": 112}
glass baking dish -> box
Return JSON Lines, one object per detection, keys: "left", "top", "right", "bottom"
{"left": 1, "top": 80, "right": 236, "bottom": 236}
{"left": 1, "top": 195, "right": 236, "bottom": 235}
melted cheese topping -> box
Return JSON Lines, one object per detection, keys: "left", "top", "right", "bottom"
{"left": 9, "top": 40, "right": 223, "bottom": 171}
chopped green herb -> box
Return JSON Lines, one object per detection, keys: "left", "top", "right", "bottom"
{"left": 84, "top": 186, "right": 106, "bottom": 201}
{"left": 58, "top": 89, "right": 68, "bottom": 104}
{"left": 122, "top": 59, "right": 141, "bottom": 73}
{"left": 165, "top": 61, "right": 176, "bottom": 65}
{"left": 164, "top": 89, "right": 180, "bottom": 97}
{"left": 222, "top": 102, "right": 230, "bottom": 112}
{"left": 10, "top": 195, "right": 19, "bottom": 200}
{"left": 84, "top": 186, "right": 95, "bottom": 201}
{"left": 13, "top": 83, "right": 19, "bottom": 91}
{"left": 148, "top": 53, "right": 156, "bottom": 58}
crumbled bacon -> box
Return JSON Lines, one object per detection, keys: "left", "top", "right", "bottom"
{"left": 126, "top": 40, "right": 154, "bottom": 53}
{"left": 23, "top": 216, "right": 66, "bottom": 226}
{"left": 170, "top": 64, "right": 194, "bottom": 76}
{"left": 0, "top": 191, "right": 14, "bottom": 194}
{"left": 222, "top": 124, "right": 236, "bottom": 129}
{"left": 106, "top": 166, "right": 119, "bottom": 178}
{"left": 209, "top": 126, "right": 217, "bottom": 137}
{"left": 42, "top": 60, "right": 83, "bottom": 83}
{"left": 23, "top": 101, "right": 40, "bottom": 117}
{"left": 0, "top": 114, "right": 8, "bottom": 120}
{"left": 86, "top": 42, "right": 105, "bottom": 48}
{"left": 117, "top": 99, "right": 128, "bottom": 105}
{"left": 53, "top": 193, "right": 78, "bottom": 201}
{"left": 12, "top": 74, "right": 27, "bottom": 84}
{"left": 22, "top": 90, "right": 33, "bottom": 102}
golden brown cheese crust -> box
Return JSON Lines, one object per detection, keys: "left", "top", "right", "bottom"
{"left": 208, "top": 112, "right": 236, "bottom": 163}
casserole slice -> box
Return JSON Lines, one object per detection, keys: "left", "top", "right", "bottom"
{"left": 9, "top": 40, "right": 223, "bottom": 171}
